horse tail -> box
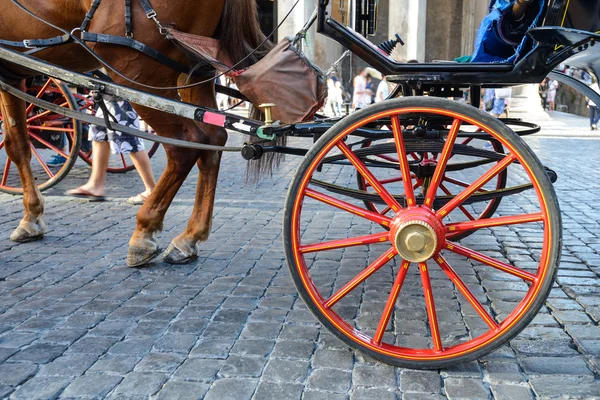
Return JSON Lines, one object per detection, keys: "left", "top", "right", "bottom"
{"left": 218, "top": 0, "right": 284, "bottom": 181}
{"left": 218, "top": 0, "right": 273, "bottom": 68}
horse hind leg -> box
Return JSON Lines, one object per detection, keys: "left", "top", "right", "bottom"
{"left": 0, "top": 84, "right": 46, "bottom": 242}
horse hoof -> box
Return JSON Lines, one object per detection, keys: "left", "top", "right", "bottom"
{"left": 10, "top": 219, "right": 46, "bottom": 243}
{"left": 163, "top": 242, "right": 198, "bottom": 265}
{"left": 127, "top": 246, "right": 162, "bottom": 267}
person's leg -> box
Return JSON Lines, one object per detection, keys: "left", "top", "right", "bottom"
{"left": 129, "top": 150, "right": 156, "bottom": 196}
{"left": 593, "top": 107, "right": 600, "bottom": 127}
{"left": 591, "top": 107, "right": 596, "bottom": 128}
{"left": 67, "top": 140, "right": 110, "bottom": 196}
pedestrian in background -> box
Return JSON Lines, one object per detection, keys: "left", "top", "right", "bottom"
{"left": 547, "top": 79, "right": 558, "bottom": 111}
{"left": 587, "top": 79, "right": 600, "bottom": 131}
{"left": 375, "top": 75, "right": 389, "bottom": 103}
{"left": 352, "top": 68, "right": 373, "bottom": 110}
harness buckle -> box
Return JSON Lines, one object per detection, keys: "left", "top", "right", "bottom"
{"left": 23, "top": 40, "right": 33, "bottom": 49}
{"left": 146, "top": 10, "right": 157, "bottom": 19}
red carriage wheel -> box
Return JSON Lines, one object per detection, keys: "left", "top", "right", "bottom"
{"left": 284, "top": 97, "right": 561, "bottom": 368}
{"left": 0, "top": 78, "right": 82, "bottom": 194}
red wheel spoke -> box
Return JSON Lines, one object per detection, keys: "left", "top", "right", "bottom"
{"left": 27, "top": 102, "right": 69, "bottom": 123}
{"left": 419, "top": 262, "right": 443, "bottom": 351}
{"left": 28, "top": 133, "right": 69, "bottom": 158}
{"left": 300, "top": 232, "right": 389, "bottom": 254}
{"left": 424, "top": 119, "right": 461, "bottom": 208}
{"left": 380, "top": 206, "right": 392, "bottom": 216}
{"left": 447, "top": 212, "right": 544, "bottom": 234}
{"left": 410, "top": 152, "right": 419, "bottom": 160}
{"left": 391, "top": 115, "right": 416, "bottom": 207}
{"left": 324, "top": 247, "right": 397, "bottom": 309}
{"left": 374, "top": 154, "right": 399, "bottom": 163}
{"left": 27, "top": 125, "right": 75, "bottom": 133}
{"left": 444, "top": 176, "right": 489, "bottom": 192}
{"left": 0, "top": 140, "right": 5, "bottom": 151}
{"left": 120, "top": 153, "right": 128, "bottom": 168}
{"left": 305, "top": 188, "right": 393, "bottom": 227}
{"left": 439, "top": 183, "right": 475, "bottom": 221}
{"left": 437, "top": 154, "right": 516, "bottom": 218}
{"left": 413, "top": 179, "right": 422, "bottom": 190}
{"left": 30, "top": 144, "right": 55, "bottom": 178}
{"left": 373, "top": 260, "right": 410, "bottom": 344}
{"left": 444, "top": 241, "right": 536, "bottom": 282}
{"left": 25, "top": 79, "right": 52, "bottom": 115}
{"left": 434, "top": 255, "right": 499, "bottom": 330}
{"left": 366, "top": 176, "right": 406, "bottom": 187}
{"left": 461, "top": 137, "right": 474, "bottom": 146}
{"left": 337, "top": 141, "right": 402, "bottom": 213}
{"left": 1, "top": 158, "right": 11, "bottom": 186}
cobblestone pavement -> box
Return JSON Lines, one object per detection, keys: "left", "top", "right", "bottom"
{"left": 0, "top": 130, "right": 599, "bottom": 399}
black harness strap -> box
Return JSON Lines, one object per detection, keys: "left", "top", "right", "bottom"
{"left": 0, "top": 33, "right": 72, "bottom": 49}
{"left": 125, "top": 0, "right": 133, "bottom": 37}
{"left": 137, "top": 0, "right": 157, "bottom": 17}
{"left": 80, "top": 0, "right": 102, "bottom": 32}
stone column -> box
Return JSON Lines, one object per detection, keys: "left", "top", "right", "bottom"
{"left": 388, "top": 0, "right": 427, "bottom": 62}
{"left": 508, "top": 84, "right": 550, "bottom": 121}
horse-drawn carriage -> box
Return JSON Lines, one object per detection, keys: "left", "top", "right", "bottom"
{"left": 0, "top": 0, "right": 598, "bottom": 368}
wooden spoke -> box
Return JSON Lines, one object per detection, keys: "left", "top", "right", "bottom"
{"left": 439, "top": 183, "right": 475, "bottom": 221}
{"left": 419, "top": 262, "right": 443, "bottom": 351}
{"left": 25, "top": 79, "right": 52, "bottom": 115}
{"left": 447, "top": 212, "right": 544, "bottom": 234}
{"left": 337, "top": 141, "right": 402, "bottom": 213}
{"left": 30, "top": 144, "right": 55, "bottom": 178}
{"left": 324, "top": 247, "right": 397, "bottom": 309}
{"left": 27, "top": 102, "right": 69, "bottom": 123}
{"left": 27, "top": 125, "right": 75, "bottom": 133}
{"left": 437, "top": 154, "right": 516, "bottom": 218}
{"left": 305, "top": 188, "right": 393, "bottom": 227}
{"left": 424, "top": 119, "right": 461, "bottom": 208}
{"left": 300, "top": 232, "right": 389, "bottom": 254}
{"left": 391, "top": 115, "right": 416, "bottom": 207}
{"left": 444, "top": 176, "right": 489, "bottom": 192}
{"left": 434, "top": 255, "right": 499, "bottom": 330}
{"left": 28, "top": 133, "right": 69, "bottom": 158}
{"left": 373, "top": 260, "right": 411, "bottom": 344}
{"left": 444, "top": 241, "right": 536, "bottom": 282}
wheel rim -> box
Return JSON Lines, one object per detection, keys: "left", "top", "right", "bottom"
{"left": 289, "top": 105, "right": 556, "bottom": 362}
{"left": 0, "top": 78, "right": 81, "bottom": 193}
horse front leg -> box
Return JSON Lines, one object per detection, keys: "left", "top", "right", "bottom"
{"left": 0, "top": 84, "right": 46, "bottom": 242}
{"left": 163, "top": 140, "right": 226, "bottom": 264}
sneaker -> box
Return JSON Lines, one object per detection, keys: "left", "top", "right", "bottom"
{"left": 47, "top": 155, "right": 67, "bottom": 167}
{"left": 592, "top": 124, "right": 598, "bottom": 131}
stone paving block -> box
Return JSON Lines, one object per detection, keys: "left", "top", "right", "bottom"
{"left": 218, "top": 355, "right": 267, "bottom": 378}
{"left": 154, "top": 381, "right": 209, "bottom": 400}
{"left": 168, "top": 318, "right": 209, "bottom": 334}
{"left": 9, "top": 376, "right": 71, "bottom": 400}
{"left": 110, "top": 371, "right": 167, "bottom": 396}
{"left": 489, "top": 383, "right": 534, "bottom": 400}
{"left": 189, "top": 339, "right": 234, "bottom": 359}
{"left": 203, "top": 378, "right": 258, "bottom": 400}
{"left": 8, "top": 343, "right": 66, "bottom": 364}
{"left": 0, "top": 362, "right": 37, "bottom": 386}
{"left": 312, "top": 348, "right": 354, "bottom": 370}
{"left": 350, "top": 387, "right": 396, "bottom": 400}
{"left": 351, "top": 364, "right": 396, "bottom": 387}
{"left": 270, "top": 340, "right": 315, "bottom": 360}
{"left": 89, "top": 355, "right": 141, "bottom": 375}
{"left": 400, "top": 370, "right": 441, "bottom": 394}
{"left": 482, "top": 360, "right": 524, "bottom": 383}
{"left": 240, "top": 322, "right": 282, "bottom": 340}
{"left": 520, "top": 356, "right": 593, "bottom": 376}
{"left": 302, "top": 390, "right": 348, "bottom": 400}
{"left": 60, "top": 373, "right": 122, "bottom": 399}
{"left": 173, "top": 358, "right": 224, "bottom": 382}
{"left": 261, "top": 358, "right": 310, "bottom": 384}
{"left": 38, "top": 329, "right": 87, "bottom": 345}
{"left": 529, "top": 375, "right": 600, "bottom": 399}
{"left": 108, "top": 338, "right": 154, "bottom": 356}
{"left": 252, "top": 381, "right": 303, "bottom": 400}
{"left": 307, "top": 367, "right": 353, "bottom": 394}
{"left": 443, "top": 377, "right": 490, "bottom": 400}
{"left": 134, "top": 352, "right": 186, "bottom": 373}
{"left": 38, "top": 354, "right": 97, "bottom": 377}
{"left": 402, "top": 393, "right": 445, "bottom": 400}
{"left": 154, "top": 333, "right": 197, "bottom": 353}
{"left": 0, "top": 332, "right": 38, "bottom": 348}
{"left": 510, "top": 340, "right": 579, "bottom": 357}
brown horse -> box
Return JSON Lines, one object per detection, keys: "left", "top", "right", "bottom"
{"left": 0, "top": 0, "right": 268, "bottom": 266}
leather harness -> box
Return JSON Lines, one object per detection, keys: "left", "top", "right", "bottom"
{"left": 0, "top": 0, "right": 216, "bottom": 78}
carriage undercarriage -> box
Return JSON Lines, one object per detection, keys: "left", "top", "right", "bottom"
{"left": 0, "top": 0, "right": 598, "bottom": 368}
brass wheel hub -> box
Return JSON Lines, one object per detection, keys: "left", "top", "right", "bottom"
{"left": 394, "top": 220, "right": 438, "bottom": 263}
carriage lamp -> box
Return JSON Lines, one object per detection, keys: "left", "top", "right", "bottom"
{"left": 259, "top": 103, "right": 277, "bottom": 126}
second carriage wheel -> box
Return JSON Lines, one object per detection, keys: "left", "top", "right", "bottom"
{"left": 283, "top": 97, "right": 561, "bottom": 369}
{"left": 355, "top": 137, "right": 507, "bottom": 241}
{"left": 0, "top": 78, "right": 83, "bottom": 195}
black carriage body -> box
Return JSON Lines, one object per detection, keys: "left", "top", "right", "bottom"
{"left": 544, "top": 0, "right": 600, "bottom": 32}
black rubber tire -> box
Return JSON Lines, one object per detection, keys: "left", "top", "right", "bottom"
{"left": 283, "top": 97, "right": 562, "bottom": 369}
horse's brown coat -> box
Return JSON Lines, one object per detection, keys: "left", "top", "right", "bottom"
{"left": 0, "top": 0, "right": 267, "bottom": 265}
